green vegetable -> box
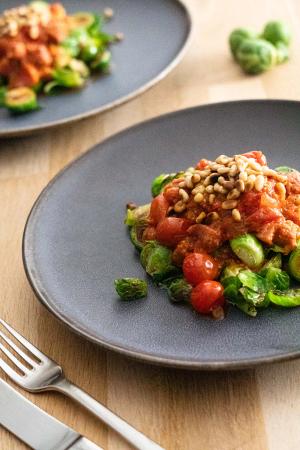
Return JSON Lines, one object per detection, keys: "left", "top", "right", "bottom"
{"left": 275, "top": 166, "right": 295, "bottom": 173}
{"left": 264, "top": 268, "right": 290, "bottom": 291}
{"left": 230, "top": 234, "right": 265, "bottom": 268}
{"left": 275, "top": 42, "right": 289, "bottom": 64}
{"left": 261, "top": 253, "right": 282, "bottom": 270}
{"left": 124, "top": 204, "right": 150, "bottom": 227}
{"left": 140, "top": 241, "right": 178, "bottom": 282}
{"left": 229, "top": 28, "right": 257, "bottom": 59}
{"left": 288, "top": 247, "right": 300, "bottom": 281}
{"left": 62, "top": 36, "right": 80, "bottom": 57}
{"left": 0, "top": 86, "right": 7, "bottom": 107}
{"left": 220, "top": 263, "right": 244, "bottom": 283}
{"left": 80, "top": 38, "right": 99, "bottom": 62}
{"left": 130, "top": 226, "right": 144, "bottom": 251}
{"left": 52, "top": 68, "right": 85, "bottom": 88}
{"left": 5, "top": 87, "right": 39, "bottom": 113}
{"left": 68, "top": 59, "right": 90, "bottom": 78}
{"left": 114, "top": 278, "right": 147, "bottom": 301}
{"left": 267, "top": 289, "right": 300, "bottom": 307}
{"left": 70, "top": 12, "right": 96, "bottom": 30}
{"left": 238, "top": 270, "right": 266, "bottom": 293}
{"left": 91, "top": 50, "right": 111, "bottom": 71}
{"left": 151, "top": 173, "right": 177, "bottom": 197}
{"left": 236, "top": 38, "right": 277, "bottom": 74}
{"left": 235, "top": 300, "right": 258, "bottom": 317}
{"left": 262, "top": 21, "right": 291, "bottom": 46}
{"left": 167, "top": 278, "right": 192, "bottom": 303}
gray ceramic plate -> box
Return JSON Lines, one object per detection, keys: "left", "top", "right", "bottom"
{"left": 23, "top": 100, "right": 300, "bottom": 370}
{"left": 0, "top": 0, "right": 192, "bottom": 137}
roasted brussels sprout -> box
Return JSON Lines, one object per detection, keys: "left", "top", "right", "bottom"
{"left": 62, "top": 36, "right": 81, "bottom": 57}
{"left": 230, "top": 234, "right": 265, "bottom": 268}
{"left": 167, "top": 278, "right": 192, "bottom": 303}
{"left": 130, "top": 226, "right": 144, "bottom": 251}
{"left": 275, "top": 165, "right": 295, "bottom": 173}
{"left": 220, "top": 262, "right": 244, "bottom": 283}
{"left": 229, "top": 28, "right": 257, "bottom": 59}
{"left": 261, "top": 253, "right": 282, "bottom": 270}
{"left": 288, "top": 247, "right": 300, "bottom": 281}
{"left": 114, "top": 278, "right": 147, "bottom": 301}
{"left": 262, "top": 21, "right": 291, "bottom": 46}
{"left": 140, "top": 241, "right": 178, "bottom": 282}
{"left": 5, "top": 87, "right": 39, "bottom": 113}
{"left": 267, "top": 289, "right": 300, "bottom": 307}
{"left": 70, "top": 12, "right": 97, "bottom": 30}
{"left": 91, "top": 50, "right": 112, "bottom": 72}
{"left": 124, "top": 204, "right": 150, "bottom": 227}
{"left": 151, "top": 173, "right": 177, "bottom": 197}
{"left": 53, "top": 68, "right": 85, "bottom": 88}
{"left": 275, "top": 42, "right": 289, "bottom": 64}
{"left": 264, "top": 268, "right": 290, "bottom": 291}
{"left": 0, "top": 86, "right": 7, "bottom": 107}
{"left": 80, "top": 38, "right": 99, "bottom": 62}
{"left": 236, "top": 38, "right": 277, "bottom": 74}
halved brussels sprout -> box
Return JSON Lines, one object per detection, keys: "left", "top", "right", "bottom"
{"left": 0, "top": 86, "right": 7, "bottom": 107}
{"left": 52, "top": 68, "right": 85, "bottom": 88}
{"left": 267, "top": 289, "right": 300, "bottom": 307}
{"left": 69, "top": 12, "right": 96, "bottom": 30}
{"left": 5, "top": 87, "right": 39, "bottom": 113}
{"left": 124, "top": 204, "right": 150, "bottom": 227}
{"left": 230, "top": 234, "right": 265, "bottom": 268}
{"left": 288, "top": 247, "right": 300, "bottom": 281}
{"left": 91, "top": 50, "right": 111, "bottom": 71}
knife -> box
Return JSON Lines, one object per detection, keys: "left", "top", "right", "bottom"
{"left": 0, "top": 379, "right": 103, "bottom": 450}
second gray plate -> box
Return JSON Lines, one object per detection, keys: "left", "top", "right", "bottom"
{"left": 23, "top": 100, "right": 300, "bottom": 370}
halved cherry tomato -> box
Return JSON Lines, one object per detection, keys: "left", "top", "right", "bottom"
{"left": 183, "top": 252, "right": 219, "bottom": 285}
{"left": 149, "top": 194, "right": 169, "bottom": 225}
{"left": 156, "top": 217, "right": 191, "bottom": 247}
{"left": 196, "top": 158, "right": 210, "bottom": 170}
{"left": 191, "top": 280, "right": 224, "bottom": 314}
{"left": 242, "top": 151, "right": 266, "bottom": 166}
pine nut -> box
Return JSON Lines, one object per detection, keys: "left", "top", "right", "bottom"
{"left": 203, "top": 176, "right": 212, "bottom": 186}
{"left": 207, "top": 212, "right": 219, "bottom": 222}
{"left": 275, "top": 182, "right": 286, "bottom": 200}
{"left": 229, "top": 164, "right": 238, "bottom": 176}
{"left": 227, "top": 189, "right": 240, "bottom": 200}
{"left": 235, "top": 179, "right": 245, "bottom": 192}
{"left": 255, "top": 175, "right": 265, "bottom": 191}
{"left": 232, "top": 208, "right": 241, "bottom": 222}
{"left": 186, "top": 167, "right": 195, "bottom": 173}
{"left": 239, "top": 171, "right": 248, "bottom": 182}
{"left": 245, "top": 180, "right": 254, "bottom": 192}
{"left": 206, "top": 185, "right": 214, "bottom": 193}
{"left": 179, "top": 189, "right": 189, "bottom": 202}
{"left": 196, "top": 212, "right": 206, "bottom": 223}
{"left": 222, "top": 200, "right": 238, "bottom": 210}
{"left": 248, "top": 160, "right": 262, "bottom": 171}
{"left": 247, "top": 174, "right": 256, "bottom": 183}
{"left": 192, "top": 184, "right": 205, "bottom": 195}
{"left": 194, "top": 193, "right": 204, "bottom": 203}
{"left": 199, "top": 170, "right": 211, "bottom": 178}
{"left": 192, "top": 173, "right": 201, "bottom": 183}
{"left": 217, "top": 166, "right": 230, "bottom": 174}
{"left": 215, "top": 155, "right": 228, "bottom": 164}
{"left": 178, "top": 181, "right": 186, "bottom": 188}
{"left": 174, "top": 201, "right": 186, "bottom": 212}
{"left": 185, "top": 175, "right": 193, "bottom": 189}
{"left": 218, "top": 176, "right": 226, "bottom": 185}
{"left": 209, "top": 193, "right": 215, "bottom": 204}
{"left": 223, "top": 180, "right": 234, "bottom": 190}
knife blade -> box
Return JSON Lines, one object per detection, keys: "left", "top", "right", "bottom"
{"left": 0, "top": 379, "right": 103, "bottom": 450}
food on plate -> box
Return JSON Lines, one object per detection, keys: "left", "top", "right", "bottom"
{"left": 122, "top": 150, "right": 300, "bottom": 318}
{"left": 0, "top": 1, "right": 121, "bottom": 114}
{"left": 114, "top": 278, "right": 148, "bottom": 301}
{"left": 229, "top": 20, "right": 291, "bottom": 74}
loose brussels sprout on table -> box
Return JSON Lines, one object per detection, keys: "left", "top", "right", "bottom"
{"left": 229, "top": 20, "right": 291, "bottom": 74}
{"left": 114, "top": 278, "right": 148, "bottom": 301}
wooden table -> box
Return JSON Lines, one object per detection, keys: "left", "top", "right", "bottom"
{"left": 1, "top": 0, "right": 300, "bottom": 449}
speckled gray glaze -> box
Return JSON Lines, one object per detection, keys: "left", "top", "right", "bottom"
{"left": 23, "top": 101, "right": 300, "bottom": 369}
{"left": 0, "top": 0, "right": 192, "bottom": 137}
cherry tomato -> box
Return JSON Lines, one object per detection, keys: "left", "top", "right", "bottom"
{"left": 149, "top": 194, "right": 169, "bottom": 225}
{"left": 196, "top": 158, "right": 210, "bottom": 170}
{"left": 191, "top": 281, "right": 224, "bottom": 314}
{"left": 242, "top": 151, "right": 266, "bottom": 166}
{"left": 183, "top": 252, "right": 219, "bottom": 285}
{"left": 156, "top": 217, "right": 191, "bottom": 247}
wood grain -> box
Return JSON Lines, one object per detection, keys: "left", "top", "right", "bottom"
{"left": 1, "top": 0, "right": 300, "bottom": 449}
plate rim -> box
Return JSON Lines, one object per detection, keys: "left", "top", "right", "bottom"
{"left": 22, "top": 99, "right": 300, "bottom": 370}
{"left": 0, "top": 0, "right": 193, "bottom": 138}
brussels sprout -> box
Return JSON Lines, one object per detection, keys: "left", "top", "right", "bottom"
{"left": 130, "top": 225, "right": 144, "bottom": 251}
{"left": 80, "top": 38, "right": 99, "bottom": 62}
{"left": 261, "top": 253, "right": 282, "bottom": 271}
{"left": 267, "top": 289, "right": 300, "bottom": 307}
{"left": 124, "top": 204, "right": 150, "bottom": 227}
{"left": 167, "top": 278, "right": 192, "bottom": 303}
{"left": 69, "top": 59, "right": 90, "bottom": 78}
{"left": 52, "top": 68, "right": 85, "bottom": 88}
{"left": 230, "top": 234, "right": 265, "bottom": 268}
{"left": 0, "top": 86, "right": 7, "bottom": 107}
{"left": 140, "top": 241, "right": 178, "bottom": 282}
{"left": 275, "top": 166, "right": 295, "bottom": 173}
{"left": 70, "top": 12, "right": 97, "bottom": 30}
{"left": 91, "top": 50, "right": 111, "bottom": 72}
{"left": 229, "top": 28, "right": 257, "bottom": 59}
{"left": 238, "top": 270, "right": 266, "bottom": 292}
{"left": 264, "top": 268, "right": 290, "bottom": 291}
{"left": 288, "top": 247, "right": 300, "bottom": 281}
{"left": 5, "top": 87, "right": 39, "bottom": 113}
{"left": 114, "top": 278, "right": 147, "bottom": 300}
{"left": 236, "top": 38, "right": 277, "bottom": 74}
{"left": 220, "top": 263, "right": 244, "bottom": 284}
{"left": 275, "top": 42, "right": 289, "bottom": 64}
{"left": 61, "top": 36, "right": 80, "bottom": 58}
{"left": 151, "top": 173, "right": 177, "bottom": 197}
{"left": 235, "top": 300, "right": 258, "bottom": 317}
{"left": 262, "top": 21, "right": 291, "bottom": 46}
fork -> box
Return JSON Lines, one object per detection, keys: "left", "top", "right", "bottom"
{"left": 0, "top": 318, "right": 164, "bottom": 450}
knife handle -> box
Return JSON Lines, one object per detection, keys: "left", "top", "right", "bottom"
{"left": 69, "top": 437, "right": 104, "bottom": 450}
{"left": 54, "top": 378, "right": 164, "bottom": 450}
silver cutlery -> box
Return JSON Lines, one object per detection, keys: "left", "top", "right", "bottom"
{"left": 0, "top": 378, "right": 102, "bottom": 450}
{"left": 0, "top": 318, "right": 164, "bottom": 450}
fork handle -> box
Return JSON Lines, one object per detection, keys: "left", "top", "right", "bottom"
{"left": 54, "top": 378, "right": 164, "bottom": 450}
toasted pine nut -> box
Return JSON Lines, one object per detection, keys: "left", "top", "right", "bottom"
{"left": 207, "top": 212, "right": 219, "bottom": 222}
{"left": 206, "top": 185, "right": 214, "bottom": 193}
{"left": 232, "top": 208, "right": 241, "bottom": 222}
{"left": 248, "top": 160, "right": 262, "bottom": 171}
{"left": 178, "top": 181, "right": 186, "bottom": 188}
{"left": 203, "top": 175, "right": 212, "bottom": 186}
{"left": 229, "top": 164, "right": 238, "bottom": 176}
{"left": 185, "top": 174, "right": 193, "bottom": 189}
{"left": 239, "top": 171, "right": 248, "bottom": 182}
{"left": 194, "top": 193, "right": 204, "bottom": 203}
{"left": 245, "top": 180, "right": 254, "bottom": 192}
{"left": 199, "top": 170, "right": 211, "bottom": 178}
{"left": 217, "top": 166, "right": 230, "bottom": 174}
{"left": 179, "top": 189, "right": 189, "bottom": 202}
{"left": 209, "top": 193, "right": 215, "bottom": 204}
{"left": 196, "top": 212, "right": 206, "bottom": 223}
{"left": 255, "top": 175, "right": 265, "bottom": 191}
{"left": 227, "top": 188, "right": 240, "bottom": 200}
{"left": 223, "top": 180, "right": 234, "bottom": 190}
{"left": 222, "top": 199, "right": 238, "bottom": 210}
{"left": 174, "top": 201, "right": 186, "bottom": 212}
{"left": 192, "top": 173, "right": 201, "bottom": 183}
{"left": 192, "top": 184, "right": 205, "bottom": 195}
{"left": 235, "top": 179, "right": 245, "bottom": 192}
{"left": 275, "top": 182, "right": 286, "bottom": 200}
{"left": 247, "top": 174, "right": 256, "bottom": 183}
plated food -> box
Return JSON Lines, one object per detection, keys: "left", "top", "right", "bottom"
{"left": 0, "top": 1, "right": 119, "bottom": 114}
{"left": 124, "top": 150, "right": 300, "bottom": 319}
